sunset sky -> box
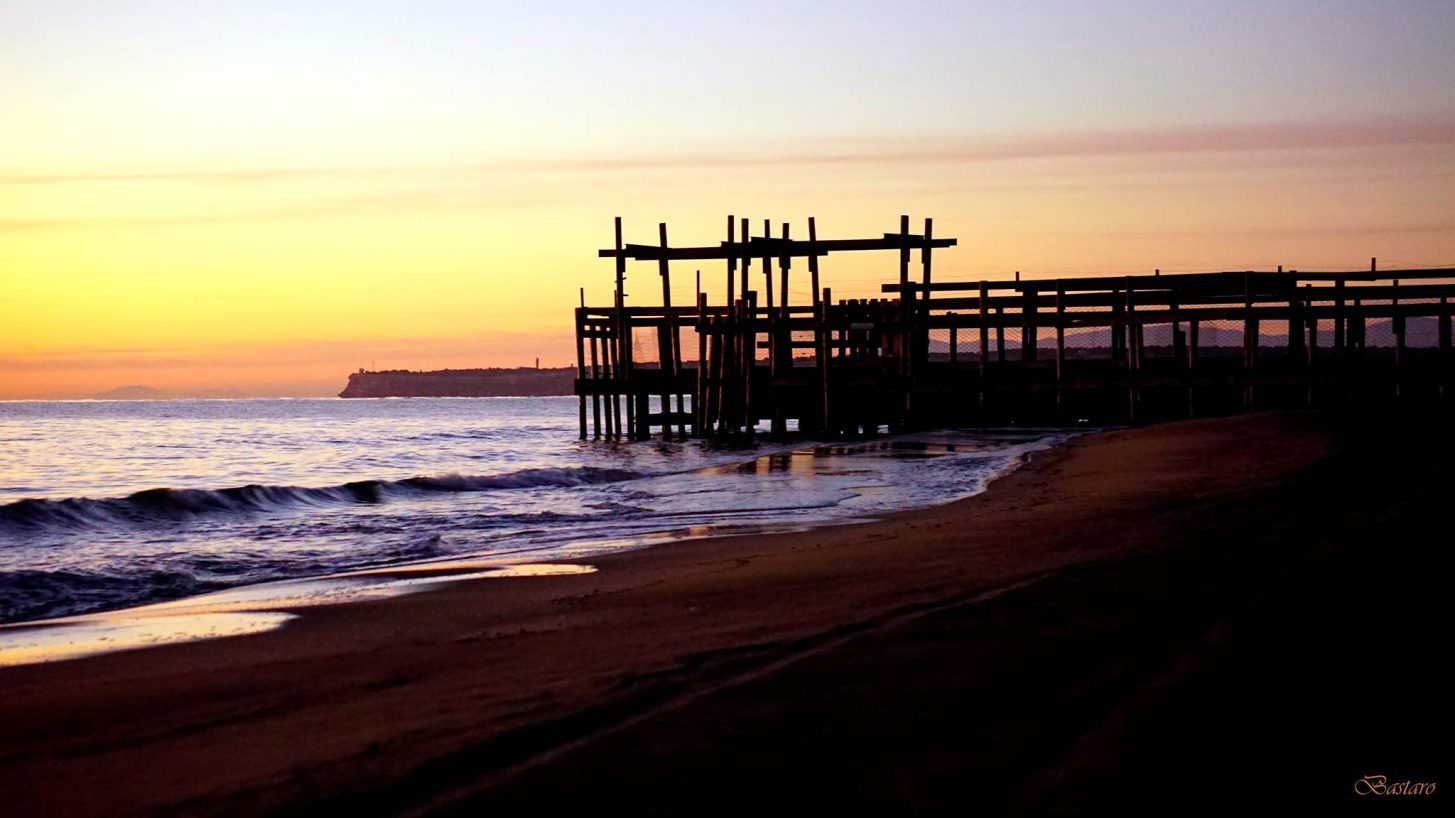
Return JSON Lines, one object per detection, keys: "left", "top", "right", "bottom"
{"left": 4, "top": 1, "right": 1454, "bottom": 398}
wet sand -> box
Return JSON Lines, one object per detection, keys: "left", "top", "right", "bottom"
{"left": 2, "top": 413, "right": 1449, "bottom": 815}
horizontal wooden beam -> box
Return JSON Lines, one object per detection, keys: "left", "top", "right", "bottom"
{"left": 883, "top": 268, "right": 1455, "bottom": 294}
{"left": 600, "top": 234, "right": 956, "bottom": 262}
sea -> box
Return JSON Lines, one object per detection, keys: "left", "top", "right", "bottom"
{"left": 0, "top": 397, "right": 1070, "bottom": 626}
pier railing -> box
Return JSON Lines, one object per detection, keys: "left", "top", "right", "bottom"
{"left": 574, "top": 216, "right": 1454, "bottom": 439}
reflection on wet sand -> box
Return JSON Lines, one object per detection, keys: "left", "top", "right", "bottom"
{"left": 0, "top": 562, "right": 596, "bottom": 667}
{"left": 703, "top": 440, "right": 972, "bottom": 477}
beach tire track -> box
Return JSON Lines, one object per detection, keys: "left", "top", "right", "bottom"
{"left": 263, "top": 570, "right": 1060, "bottom": 818}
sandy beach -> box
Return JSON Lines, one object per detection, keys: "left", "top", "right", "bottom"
{"left": 2, "top": 413, "right": 1449, "bottom": 815}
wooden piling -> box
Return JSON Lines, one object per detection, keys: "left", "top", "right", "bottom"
{"left": 583, "top": 219, "right": 1451, "bottom": 437}
{"left": 575, "top": 306, "right": 587, "bottom": 439}
{"left": 978, "top": 281, "right": 990, "bottom": 411}
{"left": 1055, "top": 281, "right": 1066, "bottom": 417}
{"left": 808, "top": 217, "right": 820, "bottom": 310}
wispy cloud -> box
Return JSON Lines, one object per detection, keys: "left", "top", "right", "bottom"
{"left": 6, "top": 117, "right": 1454, "bottom": 186}
{"left": 0, "top": 185, "right": 552, "bottom": 232}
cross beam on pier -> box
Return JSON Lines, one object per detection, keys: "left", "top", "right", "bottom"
{"left": 600, "top": 233, "right": 956, "bottom": 262}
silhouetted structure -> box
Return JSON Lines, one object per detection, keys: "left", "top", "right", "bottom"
{"left": 574, "top": 215, "right": 1455, "bottom": 439}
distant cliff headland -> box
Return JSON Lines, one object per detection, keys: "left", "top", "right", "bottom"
{"left": 339, "top": 368, "right": 575, "bottom": 398}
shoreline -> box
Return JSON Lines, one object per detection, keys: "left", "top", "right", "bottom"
{"left": 2, "top": 413, "right": 1447, "bottom": 815}
{"left": 0, "top": 427, "right": 1070, "bottom": 656}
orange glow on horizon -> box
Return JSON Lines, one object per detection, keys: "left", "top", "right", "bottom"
{"left": 6, "top": 135, "right": 1455, "bottom": 398}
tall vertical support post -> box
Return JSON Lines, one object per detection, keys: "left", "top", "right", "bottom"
{"left": 1334, "top": 278, "right": 1346, "bottom": 353}
{"left": 708, "top": 317, "right": 724, "bottom": 435}
{"left": 949, "top": 313, "right": 958, "bottom": 367}
{"left": 1125, "top": 276, "right": 1138, "bottom": 421}
{"left": 770, "top": 223, "right": 791, "bottom": 437}
{"left": 1022, "top": 283, "right": 1038, "bottom": 362}
{"left": 744, "top": 290, "right": 757, "bottom": 431}
{"left": 821, "top": 287, "right": 834, "bottom": 433}
{"left": 778, "top": 222, "right": 792, "bottom": 377}
{"left": 1305, "top": 283, "right": 1318, "bottom": 408}
{"left": 575, "top": 306, "right": 587, "bottom": 439}
{"left": 725, "top": 215, "right": 736, "bottom": 308}
{"left": 1055, "top": 281, "right": 1066, "bottom": 418}
{"left": 1440, "top": 295, "right": 1451, "bottom": 412}
{"left": 657, "top": 222, "right": 676, "bottom": 441}
{"left": 696, "top": 292, "right": 708, "bottom": 436}
{"left": 898, "top": 214, "right": 912, "bottom": 428}
{"left": 1187, "top": 317, "right": 1199, "bottom": 418}
{"left": 614, "top": 217, "right": 635, "bottom": 440}
{"left": 978, "top": 281, "right": 990, "bottom": 412}
{"left": 1242, "top": 270, "right": 1256, "bottom": 410}
{"left": 808, "top": 217, "right": 821, "bottom": 310}
{"left": 762, "top": 218, "right": 774, "bottom": 311}
{"left": 995, "top": 308, "right": 1005, "bottom": 363}
{"left": 1110, "top": 284, "right": 1125, "bottom": 362}
{"left": 589, "top": 324, "right": 603, "bottom": 439}
{"left": 739, "top": 217, "right": 750, "bottom": 300}
{"left": 920, "top": 218, "right": 934, "bottom": 376}
{"left": 1284, "top": 265, "right": 1304, "bottom": 362}
{"left": 1392, "top": 267, "right": 1405, "bottom": 405}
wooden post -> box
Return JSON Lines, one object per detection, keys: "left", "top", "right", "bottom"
{"left": 1392, "top": 268, "right": 1404, "bottom": 403}
{"left": 1393, "top": 275, "right": 1405, "bottom": 367}
{"left": 921, "top": 217, "right": 934, "bottom": 374}
{"left": 762, "top": 218, "right": 774, "bottom": 311}
{"left": 604, "top": 316, "right": 618, "bottom": 439}
{"left": 1440, "top": 295, "right": 1452, "bottom": 358}
{"left": 745, "top": 290, "right": 757, "bottom": 432}
{"left": 589, "top": 325, "right": 602, "bottom": 439}
{"left": 1022, "top": 282, "right": 1038, "bottom": 362}
{"left": 949, "top": 313, "right": 958, "bottom": 367}
{"left": 1126, "top": 276, "right": 1138, "bottom": 420}
{"left": 696, "top": 292, "right": 708, "bottom": 436}
{"left": 723, "top": 299, "right": 740, "bottom": 434}
{"left": 1440, "top": 295, "right": 1451, "bottom": 411}
{"left": 575, "top": 307, "right": 587, "bottom": 439}
{"left": 740, "top": 217, "right": 750, "bottom": 300}
{"left": 995, "top": 307, "right": 1006, "bottom": 363}
{"left": 1334, "top": 278, "right": 1346, "bottom": 352}
{"left": 1305, "top": 283, "right": 1317, "bottom": 408}
{"left": 614, "top": 217, "right": 634, "bottom": 440}
{"left": 1171, "top": 293, "right": 1184, "bottom": 366}
{"left": 708, "top": 317, "right": 724, "bottom": 435}
{"left": 1242, "top": 270, "right": 1255, "bottom": 410}
{"left": 657, "top": 222, "right": 676, "bottom": 441}
{"left": 898, "top": 214, "right": 912, "bottom": 427}
{"left": 808, "top": 217, "right": 821, "bottom": 310}
{"left": 778, "top": 222, "right": 792, "bottom": 379}
{"left": 770, "top": 224, "right": 790, "bottom": 436}
{"left": 1110, "top": 284, "right": 1124, "bottom": 361}
{"left": 1283, "top": 265, "right": 1304, "bottom": 362}
{"left": 1187, "top": 318, "right": 1199, "bottom": 418}
{"left": 779, "top": 222, "right": 791, "bottom": 318}
{"left": 820, "top": 286, "right": 833, "bottom": 434}
{"left": 1055, "top": 281, "right": 1066, "bottom": 417}
{"left": 978, "top": 281, "right": 990, "bottom": 411}
{"left": 726, "top": 215, "right": 736, "bottom": 308}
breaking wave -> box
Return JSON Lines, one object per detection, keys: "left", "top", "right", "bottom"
{"left": 0, "top": 467, "right": 644, "bottom": 532}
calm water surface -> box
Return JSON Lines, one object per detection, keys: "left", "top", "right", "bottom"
{"left": 0, "top": 397, "right": 1069, "bottom": 623}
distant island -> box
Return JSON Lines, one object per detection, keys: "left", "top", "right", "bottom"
{"left": 93, "top": 385, "right": 170, "bottom": 400}
{"left": 339, "top": 367, "right": 575, "bottom": 398}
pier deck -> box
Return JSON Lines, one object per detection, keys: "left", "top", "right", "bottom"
{"left": 574, "top": 216, "right": 1455, "bottom": 439}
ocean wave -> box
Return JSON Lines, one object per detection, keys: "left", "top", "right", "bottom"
{"left": 0, "top": 467, "right": 644, "bottom": 532}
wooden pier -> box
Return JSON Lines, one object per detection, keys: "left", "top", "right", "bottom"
{"left": 574, "top": 215, "right": 1455, "bottom": 439}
